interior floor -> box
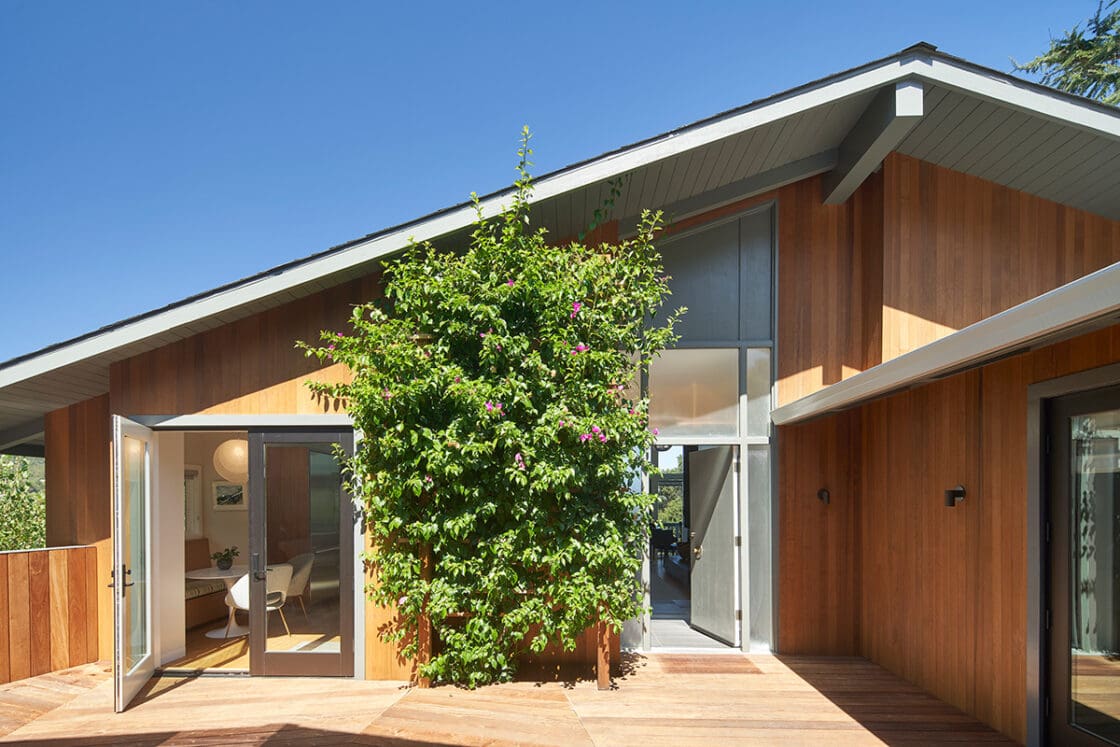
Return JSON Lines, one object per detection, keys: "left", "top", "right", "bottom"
{"left": 649, "top": 555, "right": 732, "bottom": 650}
{"left": 164, "top": 597, "right": 342, "bottom": 671}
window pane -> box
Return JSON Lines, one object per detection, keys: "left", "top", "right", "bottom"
{"left": 746, "top": 348, "right": 771, "bottom": 437}
{"left": 1069, "top": 409, "right": 1120, "bottom": 742}
{"left": 649, "top": 348, "right": 738, "bottom": 438}
{"left": 264, "top": 443, "right": 343, "bottom": 656}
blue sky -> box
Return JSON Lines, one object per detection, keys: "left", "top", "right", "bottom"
{"left": 0, "top": 0, "right": 1090, "bottom": 362}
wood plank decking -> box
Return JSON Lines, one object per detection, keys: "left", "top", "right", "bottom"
{"left": 0, "top": 654, "right": 1018, "bottom": 745}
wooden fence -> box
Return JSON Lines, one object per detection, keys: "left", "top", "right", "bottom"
{"left": 0, "top": 546, "right": 99, "bottom": 684}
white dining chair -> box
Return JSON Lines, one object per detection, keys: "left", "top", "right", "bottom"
{"left": 285, "top": 553, "right": 315, "bottom": 620}
{"left": 224, "top": 564, "right": 294, "bottom": 637}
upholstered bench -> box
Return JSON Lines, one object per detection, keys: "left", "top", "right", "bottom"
{"left": 184, "top": 537, "right": 230, "bottom": 629}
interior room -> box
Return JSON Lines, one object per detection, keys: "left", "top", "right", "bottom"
{"left": 156, "top": 431, "right": 345, "bottom": 672}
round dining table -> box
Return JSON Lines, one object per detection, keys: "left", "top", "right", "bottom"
{"left": 185, "top": 565, "right": 250, "bottom": 639}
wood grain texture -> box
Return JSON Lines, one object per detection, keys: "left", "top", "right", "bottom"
{"left": 0, "top": 655, "right": 1014, "bottom": 745}
{"left": 777, "top": 322, "right": 1120, "bottom": 744}
{"left": 881, "top": 152, "right": 1120, "bottom": 360}
{"left": 0, "top": 548, "right": 99, "bottom": 685}
{"left": 108, "top": 274, "right": 382, "bottom": 416}
{"left": 263, "top": 446, "right": 310, "bottom": 562}
{"left": 776, "top": 173, "right": 883, "bottom": 404}
{"left": 43, "top": 394, "right": 112, "bottom": 661}
{"left": 776, "top": 410, "right": 861, "bottom": 655}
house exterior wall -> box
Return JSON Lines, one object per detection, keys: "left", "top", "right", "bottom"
{"left": 37, "top": 150, "right": 1120, "bottom": 703}
{"left": 777, "top": 322, "right": 1120, "bottom": 744}
{"left": 775, "top": 152, "right": 1120, "bottom": 405}
{"left": 43, "top": 393, "right": 112, "bottom": 660}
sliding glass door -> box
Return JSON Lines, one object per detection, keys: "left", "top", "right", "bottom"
{"left": 1048, "top": 386, "right": 1120, "bottom": 745}
{"left": 247, "top": 430, "right": 355, "bottom": 676}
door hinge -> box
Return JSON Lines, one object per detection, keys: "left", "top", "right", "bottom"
{"left": 1045, "top": 433, "right": 1052, "bottom": 456}
{"left": 1045, "top": 609, "right": 1052, "bottom": 631}
{"left": 735, "top": 610, "right": 742, "bottom": 621}
{"left": 1044, "top": 695, "right": 1051, "bottom": 718}
{"left": 734, "top": 535, "right": 742, "bottom": 547}
{"left": 1044, "top": 521, "right": 1052, "bottom": 544}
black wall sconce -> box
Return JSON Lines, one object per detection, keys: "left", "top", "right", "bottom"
{"left": 944, "top": 485, "right": 966, "bottom": 507}
{"left": 817, "top": 488, "right": 830, "bottom": 505}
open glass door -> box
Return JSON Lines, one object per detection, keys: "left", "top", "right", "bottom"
{"left": 687, "top": 445, "right": 739, "bottom": 646}
{"left": 247, "top": 430, "right": 355, "bottom": 676}
{"left": 112, "top": 415, "right": 155, "bottom": 711}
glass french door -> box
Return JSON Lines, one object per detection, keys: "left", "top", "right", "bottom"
{"left": 1048, "top": 386, "right": 1120, "bottom": 745}
{"left": 247, "top": 430, "right": 354, "bottom": 676}
{"left": 112, "top": 416, "right": 155, "bottom": 712}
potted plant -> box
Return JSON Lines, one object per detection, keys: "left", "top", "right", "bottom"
{"left": 211, "top": 546, "right": 239, "bottom": 571}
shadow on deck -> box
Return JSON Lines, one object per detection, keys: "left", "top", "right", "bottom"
{"left": 0, "top": 654, "right": 1018, "bottom": 745}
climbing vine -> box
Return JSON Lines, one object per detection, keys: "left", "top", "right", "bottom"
{"left": 303, "top": 129, "right": 682, "bottom": 686}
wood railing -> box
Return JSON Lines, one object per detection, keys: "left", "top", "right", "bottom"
{"left": 1, "top": 546, "right": 99, "bottom": 684}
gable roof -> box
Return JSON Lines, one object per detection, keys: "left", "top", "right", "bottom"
{"left": 3, "top": 42, "right": 1120, "bottom": 450}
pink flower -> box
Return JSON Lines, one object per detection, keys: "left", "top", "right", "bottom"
{"left": 454, "top": 376, "right": 461, "bottom": 383}
{"left": 485, "top": 402, "right": 494, "bottom": 412}
{"left": 652, "top": 428, "right": 660, "bottom": 436}
{"left": 382, "top": 389, "right": 392, "bottom": 399}
{"left": 570, "top": 301, "right": 582, "bottom": 318}
{"left": 570, "top": 343, "right": 589, "bottom": 354}
{"left": 327, "top": 344, "right": 335, "bottom": 351}
{"left": 506, "top": 279, "right": 515, "bottom": 287}
{"left": 337, "top": 333, "right": 344, "bottom": 338}
{"left": 580, "top": 433, "right": 592, "bottom": 443}
{"left": 591, "top": 425, "right": 601, "bottom": 434}
{"left": 599, "top": 434, "right": 607, "bottom": 443}
{"left": 514, "top": 453, "right": 526, "bottom": 470}
{"left": 558, "top": 420, "right": 566, "bottom": 427}
{"left": 628, "top": 409, "right": 635, "bottom": 415}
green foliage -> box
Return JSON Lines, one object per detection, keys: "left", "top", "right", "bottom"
{"left": 211, "top": 546, "right": 240, "bottom": 563}
{"left": 303, "top": 128, "right": 682, "bottom": 686}
{"left": 0, "top": 456, "right": 46, "bottom": 551}
{"left": 1014, "top": 1, "right": 1119, "bottom": 105}
{"left": 654, "top": 485, "right": 683, "bottom": 527}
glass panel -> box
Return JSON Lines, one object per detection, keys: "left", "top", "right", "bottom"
{"left": 649, "top": 348, "right": 738, "bottom": 438}
{"left": 746, "top": 348, "right": 771, "bottom": 438}
{"left": 263, "top": 443, "right": 343, "bottom": 656}
{"left": 123, "top": 435, "right": 149, "bottom": 674}
{"left": 1069, "top": 408, "right": 1120, "bottom": 743}
{"left": 746, "top": 445, "right": 771, "bottom": 647}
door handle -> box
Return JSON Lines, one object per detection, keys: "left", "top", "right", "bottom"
{"left": 693, "top": 545, "right": 703, "bottom": 560}
{"left": 108, "top": 566, "right": 134, "bottom": 590}
{"left": 252, "top": 553, "right": 266, "bottom": 581}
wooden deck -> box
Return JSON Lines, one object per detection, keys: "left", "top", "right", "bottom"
{"left": 0, "top": 654, "right": 1018, "bottom": 745}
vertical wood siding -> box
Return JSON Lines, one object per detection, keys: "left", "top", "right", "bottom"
{"left": 0, "top": 547, "right": 99, "bottom": 684}
{"left": 43, "top": 393, "right": 112, "bottom": 661}
{"left": 776, "top": 153, "right": 1120, "bottom": 405}
{"left": 777, "top": 323, "right": 1120, "bottom": 743}
{"left": 881, "top": 153, "right": 1120, "bottom": 361}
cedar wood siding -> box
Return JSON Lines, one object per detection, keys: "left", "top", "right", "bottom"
{"left": 777, "top": 323, "right": 1120, "bottom": 744}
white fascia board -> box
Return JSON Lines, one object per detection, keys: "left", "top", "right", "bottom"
{"left": 770, "top": 260, "right": 1120, "bottom": 426}
{"left": 916, "top": 57, "right": 1120, "bottom": 143}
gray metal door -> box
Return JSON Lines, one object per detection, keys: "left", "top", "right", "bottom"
{"left": 688, "top": 445, "right": 739, "bottom": 645}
